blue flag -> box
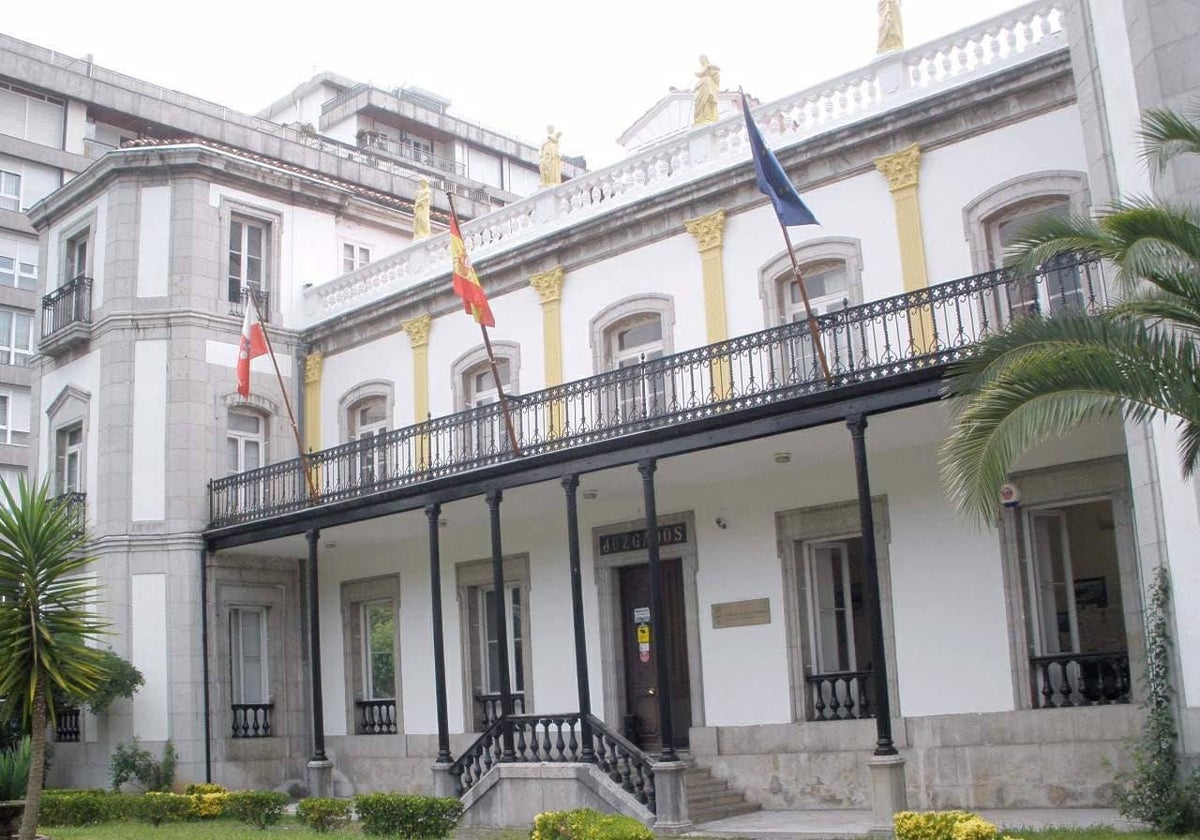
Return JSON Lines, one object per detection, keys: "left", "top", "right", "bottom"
{"left": 741, "top": 94, "right": 819, "bottom": 227}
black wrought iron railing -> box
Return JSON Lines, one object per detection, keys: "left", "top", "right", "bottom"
{"left": 231, "top": 702, "right": 273, "bottom": 738}
{"left": 359, "top": 131, "right": 466, "bottom": 176}
{"left": 54, "top": 492, "right": 86, "bottom": 536}
{"left": 1030, "top": 650, "right": 1131, "bottom": 708}
{"left": 476, "top": 691, "right": 526, "bottom": 726}
{"left": 42, "top": 275, "right": 93, "bottom": 339}
{"left": 209, "top": 255, "right": 1105, "bottom": 528}
{"left": 229, "top": 286, "right": 270, "bottom": 322}
{"left": 54, "top": 706, "right": 81, "bottom": 743}
{"left": 355, "top": 698, "right": 398, "bottom": 734}
{"left": 448, "top": 712, "right": 655, "bottom": 812}
{"left": 806, "top": 667, "right": 874, "bottom": 721}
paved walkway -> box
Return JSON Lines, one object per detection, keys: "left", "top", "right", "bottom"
{"left": 689, "top": 808, "right": 1138, "bottom": 838}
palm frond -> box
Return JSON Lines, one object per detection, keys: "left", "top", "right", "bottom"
{"left": 942, "top": 316, "right": 1200, "bottom": 522}
{"left": 1138, "top": 107, "right": 1200, "bottom": 174}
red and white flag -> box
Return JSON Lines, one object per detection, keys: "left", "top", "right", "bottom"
{"left": 236, "top": 300, "right": 269, "bottom": 397}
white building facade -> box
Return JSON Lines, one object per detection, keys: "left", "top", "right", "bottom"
{"left": 21, "top": 0, "right": 1200, "bottom": 829}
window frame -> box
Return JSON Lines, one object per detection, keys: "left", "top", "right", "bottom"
{"left": 55, "top": 423, "right": 83, "bottom": 493}
{"left": 226, "top": 408, "right": 267, "bottom": 476}
{"left": 0, "top": 308, "right": 33, "bottom": 367}
{"left": 65, "top": 229, "right": 90, "bottom": 282}
{"left": 450, "top": 343, "right": 521, "bottom": 458}
{"left": 777, "top": 496, "right": 899, "bottom": 723}
{"left": 341, "top": 241, "right": 372, "bottom": 274}
{"left": 997, "top": 455, "right": 1144, "bottom": 709}
{"left": 963, "top": 171, "right": 1090, "bottom": 273}
{"left": 758, "top": 238, "right": 864, "bottom": 328}
{"left": 456, "top": 555, "right": 533, "bottom": 731}
{"left": 0, "top": 169, "right": 20, "bottom": 212}
{"left": 340, "top": 575, "right": 403, "bottom": 734}
{"left": 219, "top": 200, "right": 282, "bottom": 320}
{"left": 229, "top": 605, "right": 270, "bottom": 705}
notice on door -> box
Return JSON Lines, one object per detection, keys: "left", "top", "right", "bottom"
{"left": 711, "top": 598, "right": 771, "bottom": 629}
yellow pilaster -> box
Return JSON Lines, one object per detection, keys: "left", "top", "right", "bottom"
{"left": 685, "top": 209, "right": 731, "bottom": 398}
{"left": 530, "top": 266, "right": 567, "bottom": 438}
{"left": 402, "top": 315, "right": 432, "bottom": 467}
{"left": 874, "top": 144, "right": 935, "bottom": 353}
{"left": 303, "top": 351, "right": 323, "bottom": 490}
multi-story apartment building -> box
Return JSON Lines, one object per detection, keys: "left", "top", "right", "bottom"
{"left": 0, "top": 34, "right": 568, "bottom": 496}
{"left": 12, "top": 0, "right": 1200, "bottom": 832}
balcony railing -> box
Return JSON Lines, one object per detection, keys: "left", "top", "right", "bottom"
{"left": 358, "top": 131, "right": 466, "bottom": 177}
{"left": 1030, "top": 650, "right": 1131, "bottom": 708}
{"left": 42, "top": 275, "right": 93, "bottom": 339}
{"left": 229, "top": 286, "right": 270, "bottom": 322}
{"left": 806, "top": 668, "right": 874, "bottom": 721}
{"left": 231, "top": 702, "right": 273, "bottom": 738}
{"left": 210, "top": 255, "right": 1105, "bottom": 528}
{"left": 355, "top": 698, "right": 398, "bottom": 735}
{"left": 54, "top": 492, "right": 86, "bottom": 536}
{"left": 476, "top": 691, "right": 526, "bottom": 727}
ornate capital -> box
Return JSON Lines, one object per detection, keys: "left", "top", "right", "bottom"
{"left": 402, "top": 314, "right": 432, "bottom": 348}
{"left": 530, "top": 266, "right": 566, "bottom": 305}
{"left": 685, "top": 209, "right": 727, "bottom": 253}
{"left": 874, "top": 144, "right": 922, "bottom": 193}
{"left": 304, "top": 351, "right": 323, "bottom": 384}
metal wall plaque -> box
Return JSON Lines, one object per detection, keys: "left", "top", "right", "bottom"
{"left": 711, "top": 598, "right": 771, "bottom": 629}
{"left": 598, "top": 522, "right": 688, "bottom": 556}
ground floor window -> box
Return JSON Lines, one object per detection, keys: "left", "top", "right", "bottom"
{"left": 1021, "top": 498, "right": 1130, "bottom": 707}
{"left": 457, "top": 557, "right": 531, "bottom": 730}
{"left": 229, "top": 605, "right": 272, "bottom": 738}
{"left": 341, "top": 576, "right": 401, "bottom": 735}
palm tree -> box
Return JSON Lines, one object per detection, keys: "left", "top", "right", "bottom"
{"left": 941, "top": 106, "right": 1200, "bottom": 521}
{"left": 0, "top": 478, "right": 107, "bottom": 840}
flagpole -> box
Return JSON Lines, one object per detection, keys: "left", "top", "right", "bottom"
{"left": 247, "top": 289, "right": 319, "bottom": 501}
{"left": 446, "top": 191, "right": 523, "bottom": 457}
{"left": 779, "top": 220, "right": 833, "bottom": 384}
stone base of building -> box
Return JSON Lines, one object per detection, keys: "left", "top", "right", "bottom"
{"left": 458, "top": 763, "right": 654, "bottom": 828}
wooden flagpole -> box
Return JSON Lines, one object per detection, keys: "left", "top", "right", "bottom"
{"left": 247, "top": 289, "right": 319, "bottom": 501}
{"left": 778, "top": 221, "right": 833, "bottom": 384}
{"left": 446, "top": 192, "right": 522, "bottom": 457}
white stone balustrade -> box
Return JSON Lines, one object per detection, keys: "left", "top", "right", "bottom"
{"left": 305, "top": 1, "right": 1067, "bottom": 326}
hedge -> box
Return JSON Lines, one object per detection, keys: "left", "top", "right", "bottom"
{"left": 354, "top": 793, "right": 463, "bottom": 838}
{"left": 531, "top": 808, "right": 654, "bottom": 840}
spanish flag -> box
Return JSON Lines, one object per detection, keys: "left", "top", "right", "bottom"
{"left": 449, "top": 208, "right": 495, "bottom": 327}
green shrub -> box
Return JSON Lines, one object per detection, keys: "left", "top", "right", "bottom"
{"left": 109, "top": 738, "right": 177, "bottom": 792}
{"left": 39, "top": 790, "right": 112, "bottom": 826}
{"left": 354, "top": 792, "right": 463, "bottom": 838}
{"left": 189, "top": 791, "right": 229, "bottom": 819}
{"left": 134, "top": 791, "right": 193, "bottom": 827}
{"left": 530, "top": 808, "right": 653, "bottom": 840}
{"left": 894, "top": 811, "right": 978, "bottom": 840}
{"left": 184, "top": 782, "right": 228, "bottom": 795}
{"left": 226, "top": 789, "right": 290, "bottom": 830}
{"left": 0, "top": 735, "right": 30, "bottom": 800}
{"left": 297, "top": 797, "right": 352, "bottom": 833}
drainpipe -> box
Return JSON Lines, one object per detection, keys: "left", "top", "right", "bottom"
{"left": 200, "top": 547, "right": 212, "bottom": 783}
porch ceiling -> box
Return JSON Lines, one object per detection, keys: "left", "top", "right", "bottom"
{"left": 217, "top": 404, "right": 1126, "bottom": 561}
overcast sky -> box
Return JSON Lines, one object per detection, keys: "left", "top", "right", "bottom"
{"left": 6, "top": 0, "right": 1030, "bottom": 167}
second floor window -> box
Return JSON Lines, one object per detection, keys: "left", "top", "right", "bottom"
{"left": 606, "top": 313, "right": 665, "bottom": 420}
{"left": 0, "top": 256, "right": 37, "bottom": 290}
{"left": 55, "top": 424, "right": 82, "bottom": 491}
{"left": 780, "top": 262, "right": 851, "bottom": 322}
{"left": 0, "top": 396, "right": 29, "bottom": 447}
{"left": 227, "top": 410, "right": 265, "bottom": 475}
{"left": 0, "top": 309, "right": 32, "bottom": 367}
{"left": 0, "top": 171, "right": 19, "bottom": 212}
{"left": 66, "top": 231, "right": 89, "bottom": 281}
{"left": 350, "top": 396, "right": 388, "bottom": 484}
{"left": 228, "top": 217, "right": 267, "bottom": 303}
{"left": 342, "top": 243, "right": 371, "bottom": 274}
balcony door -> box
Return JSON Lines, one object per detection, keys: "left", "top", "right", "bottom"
{"left": 989, "top": 199, "right": 1085, "bottom": 319}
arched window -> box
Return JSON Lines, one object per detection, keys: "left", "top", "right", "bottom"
{"left": 452, "top": 343, "right": 521, "bottom": 457}
{"left": 964, "top": 172, "right": 1092, "bottom": 318}
{"left": 758, "top": 238, "right": 863, "bottom": 328}
{"left": 589, "top": 296, "right": 675, "bottom": 424}
{"left": 226, "top": 409, "right": 266, "bottom": 475}
{"left": 349, "top": 395, "right": 388, "bottom": 485}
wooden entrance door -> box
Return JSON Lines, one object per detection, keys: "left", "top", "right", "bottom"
{"left": 618, "top": 558, "right": 691, "bottom": 750}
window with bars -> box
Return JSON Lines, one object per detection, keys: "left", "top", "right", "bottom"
{"left": 0, "top": 309, "right": 32, "bottom": 367}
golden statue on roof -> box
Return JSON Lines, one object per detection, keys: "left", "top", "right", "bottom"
{"left": 540, "top": 125, "right": 563, "bottom": 187}
{"left": 413, "top": 177, "right": 432, "bottom": 241}
{"left": 693, "top": 55, "right": 721, "bottom": 126}
{"left": 877, "top": 0, "right": 904, "bottom": 54}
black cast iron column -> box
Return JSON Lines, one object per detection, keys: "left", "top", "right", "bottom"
{"left": 846, "top": 415, "right": 897, "bottom": 756}
{"left": 486, "top": 489, "right": 516, "bottom": 761}
{"left": 306, "top": 528, "right": 328, "bottom": 762}
{"left": 563, "top": 475, "right": 595, "bottom": 762}
{"left": 426, "top": 504, "right": 452, "bottom": 764}
{"left": 638, "top": 458, "right": 677, "bottom": 762}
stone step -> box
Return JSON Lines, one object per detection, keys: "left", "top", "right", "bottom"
{"left": 687, "top": 781, "right": 732, "bottom": 797}
{"left": 688, "top": 791, "right": 748, "bottom": 809}
{"left": 689, "top": 801, "right": 762, "bottom": 825}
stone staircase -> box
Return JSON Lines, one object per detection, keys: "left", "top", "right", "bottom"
{"left": 685, "top": 764, "right": 761, "bottom": 825}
